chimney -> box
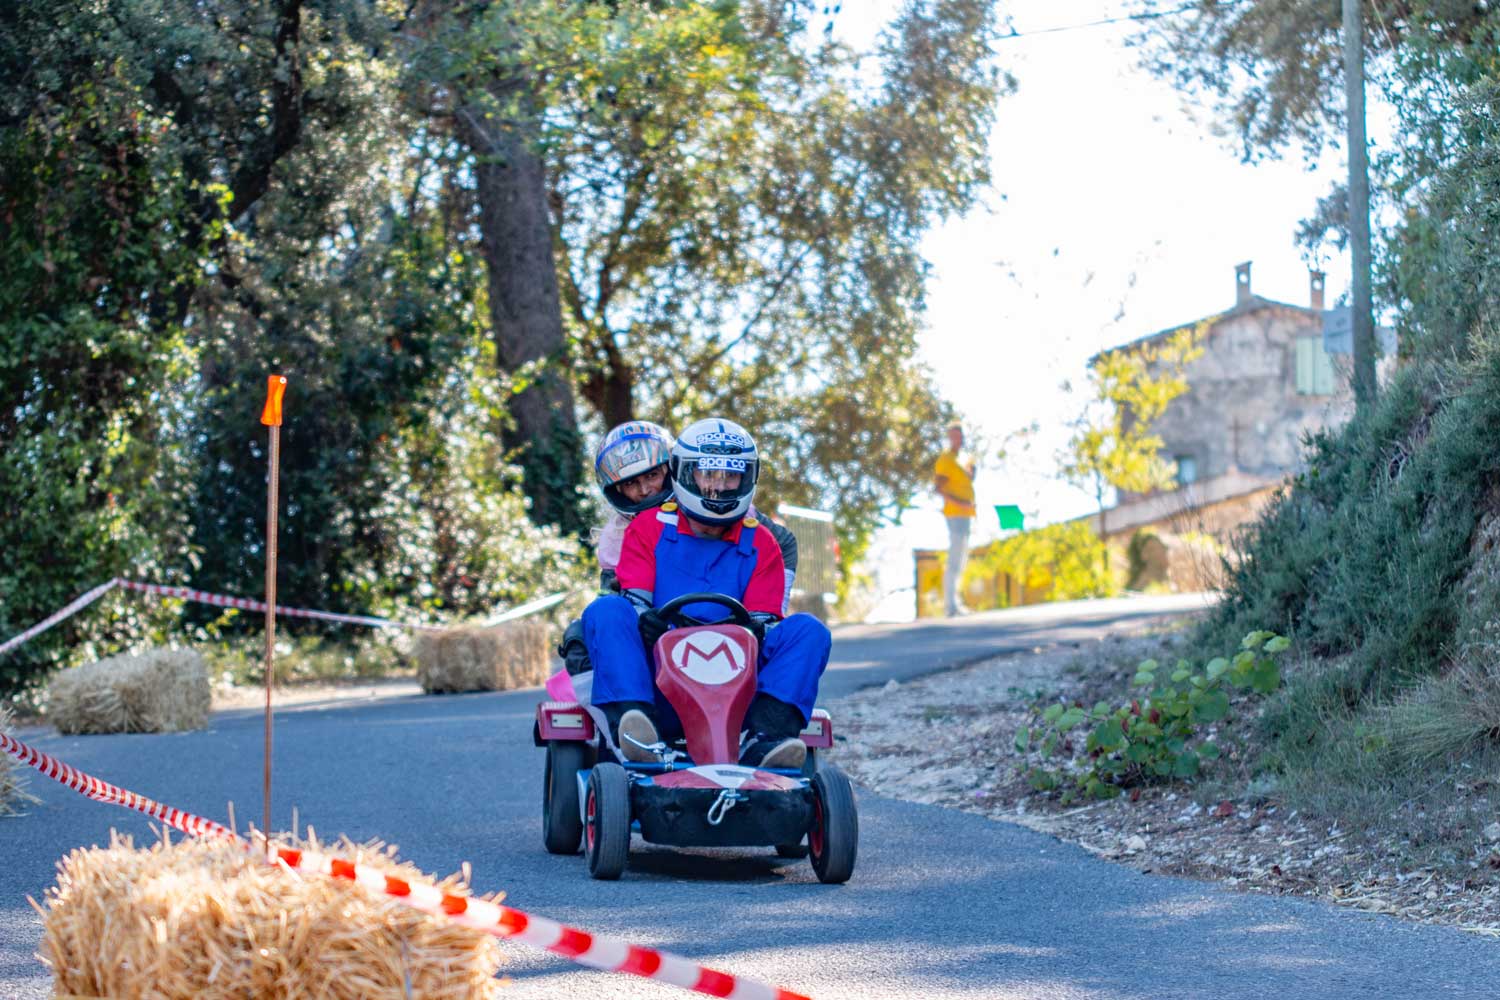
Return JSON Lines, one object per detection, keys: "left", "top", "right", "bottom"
{"left": 1309, "top": 269, "right": 1326, "bottom": 311}
{"left": 1235, "top": 261, "right": 1252, "bottom": 305}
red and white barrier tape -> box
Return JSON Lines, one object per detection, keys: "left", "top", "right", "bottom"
{"left": 113, "top": 579, "right": 443, "bottom": 633}
{"left": 0, "top": 731, "right": 237, "bottom": 841}
{"left": 0, "top": 580, "right": 122, "bottom": 658}
{"left": 0, "top": 578, "right": 444, "bottom": 659}
{"left": 0, "top": 731, "right": 811, "bottom": 1000}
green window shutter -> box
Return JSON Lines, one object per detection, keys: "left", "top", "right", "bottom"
{"left": 1314, "top": 343, "right": 1336, "bottom": 395}
{"left": 1295, "top": 338, "right": 1314, "bottom": 394}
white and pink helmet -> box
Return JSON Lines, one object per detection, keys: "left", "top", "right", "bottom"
{"left": 594, "top": 421, "right": 675, "bottom": 515}
{"left": 670, "top": 418, "right": 760, "bottom": 526}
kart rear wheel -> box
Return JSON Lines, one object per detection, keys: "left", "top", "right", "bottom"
{"left": 584, "top": 763, "right": 631, "bottom": 880}
{"left": 543, "top": 741, "right": 592, "bottom": 855}
{"left": 808, "top": 766, "right": 858, "bottom": 884}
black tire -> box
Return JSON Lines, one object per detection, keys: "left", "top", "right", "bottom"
{"left": 809, "top": 766, "right": 858, "bottom": 884}
{"left": 584, "top": 762, "right": 631, "bottom": 880}
{"left": 543, "top": 741, "right": 591, "bottom": 855}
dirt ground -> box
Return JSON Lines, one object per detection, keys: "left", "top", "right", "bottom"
{"left": 824, "top": 624, "right": 1500, "bottom": 938}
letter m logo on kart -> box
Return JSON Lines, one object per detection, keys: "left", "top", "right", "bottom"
{"left": 668, "top": 632, "right": 748, "bottom": 686}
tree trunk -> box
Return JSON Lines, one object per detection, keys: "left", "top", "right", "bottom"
{"left": 601, "top": 370, "right": 634, "bottom": 428}
{"left": 581, "top": 355, "right": 636, "bottom": 428}
{"left": 458, "top": 94, "right": 587, "bottom": 536}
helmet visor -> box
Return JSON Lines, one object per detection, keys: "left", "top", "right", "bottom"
{"left": 675, "top": 455, "right": 757, "bottom": 515}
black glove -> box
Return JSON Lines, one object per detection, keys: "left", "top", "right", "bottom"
{"left": 747, "top": 612, "right": 779, "bottom": 645}
{"left": 558, "top": 619, "right": 591, "bottom": 675}
{"left": 638, "top": 608, "right": 670, "bottom": 648}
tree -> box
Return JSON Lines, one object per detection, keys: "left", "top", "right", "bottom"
{"left": 1128, "top": 1, "right": 1489, "bottom": 163}
{"left": 541, "top": 0, "right": 1010, "bottom": 570}
{"left": 399, "top": 1, "right": 602, "bottom": 538}
{"left": 0, "top": 1, "right": 589, "bottom": 696}
{"left": 1060, "top": 325, "right": 1204, "bottom": 580}
{"left": 391, "top": 0, "right": 1010, "bottom": 569}
{"left": 0, "top": 55, "right": 206, "bottom": 695}
{"left": 1130, "top": 2, "right": 1500, "bottom": 359}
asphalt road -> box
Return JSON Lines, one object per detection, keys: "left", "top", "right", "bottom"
{"left": 3, "top": 593, "right": 1497, "bottom": 999}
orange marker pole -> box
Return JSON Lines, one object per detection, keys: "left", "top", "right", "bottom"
{"left": 260, "top": 375, "right": 287, "bottom": 851}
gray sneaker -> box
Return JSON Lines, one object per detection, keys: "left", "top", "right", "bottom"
{"left": 742, "top": 736, "right": 806, "bottom": 770}
{"left": 618, "top": 709, "right": 661, "bottom": 763}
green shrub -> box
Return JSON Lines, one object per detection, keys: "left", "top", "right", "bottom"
{"left": 1016, "top": 630, "right": 1287, "bottom": 802}
{"left": 203, "top": 632, "right": 412, "bottom": 689}
{"left": 1208, "top": 337, "right": 1500, "bottom": 704}
{"left": 962, "top": 519, "right": 1115, "bottom": 608}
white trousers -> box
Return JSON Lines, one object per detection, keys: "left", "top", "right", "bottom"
{"left": 944, "top": 516, "right": 972, "bottom": 616}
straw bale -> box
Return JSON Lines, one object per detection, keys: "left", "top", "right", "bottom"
{"left": 48, "top": 647, "right": 211, "bottom": 735}
{"left": 38, "top": 832, "right": 504, "bottom": 1000}
{"left": 416, "top": 621, "right": 552, "bottom": 694}
{"left": 0, "top": 705, "right": 37, "bottom": 816}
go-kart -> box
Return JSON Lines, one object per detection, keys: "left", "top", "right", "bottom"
{"left": 533, "top": 592, "right": 857, "bottom": 883}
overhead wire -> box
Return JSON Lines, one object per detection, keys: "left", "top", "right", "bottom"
{"left": 994, "top": 1, "right": 1248, "bottom": 42}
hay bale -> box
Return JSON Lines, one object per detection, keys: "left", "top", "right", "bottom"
{"left": 38, "top": 832, "right": 503, "bottom": 1000}
{"left": 48, "top": 647, "right": 211, "bottom": 735}
{"left": 0, "top": 705, "right": 36, "bottom": 816}
{"left": 416, "top": 621, "right": 552, "bottom": 694}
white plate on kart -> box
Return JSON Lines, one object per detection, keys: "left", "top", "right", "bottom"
{"left": 651, "top": 765, "right": 802, "bottom": 792}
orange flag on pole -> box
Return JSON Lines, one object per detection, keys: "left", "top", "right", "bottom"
{"left": 260, "top": 375, "right": 287, "bottom": 427}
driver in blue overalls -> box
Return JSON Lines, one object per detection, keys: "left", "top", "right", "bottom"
{"left": 580, "top": 417, "right": 832, "bottom": 769}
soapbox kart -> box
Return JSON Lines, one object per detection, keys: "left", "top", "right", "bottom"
{"left": 533, "top": 592, "right": 857, "bottom": 883}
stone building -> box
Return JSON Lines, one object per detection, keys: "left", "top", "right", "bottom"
{"left": 1110, "top": 261, "right": 1353, "bottom": 498}
{"left": 1091, "top": 262, "right": 1356, "bottom": 588}
{"left": 913, "top": 262, "right": 1363, "bottom": 613}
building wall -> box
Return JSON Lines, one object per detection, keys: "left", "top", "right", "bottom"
{"left": 1141, "top": 302, "right": 1354, "bottom": 493}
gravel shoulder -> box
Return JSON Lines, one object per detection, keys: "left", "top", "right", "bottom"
{"left": 825, "top": 624, "right": 1500, "bottom": 937}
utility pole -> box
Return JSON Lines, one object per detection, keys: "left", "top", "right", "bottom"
{"left": 1344, "top": 0, "right": 1377, "bottom": 409}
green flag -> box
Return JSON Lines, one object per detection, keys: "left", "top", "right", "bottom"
{"left": 995, "top": 505, "right": 1024, "bottom": 531}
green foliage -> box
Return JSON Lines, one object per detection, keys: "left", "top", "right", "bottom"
{"left": 1197, "top": 336, "right": 1500, "bottom": 854}
{"left": 204, "top": 631, "right": 410, "bottom": 688}
{"left": 1210, "top": 340, "right": 1500, "bottom": 706}
{"left": 1, "top": 0, "right": 1009, "bottom": 692}
{"left": 1386, "top": 79, "right": 1500, "bottom": 358}
{"left": 1130, "top": 0, "right": 1486, "bottom": 162}
{"left": 0, "top": 0, "right": 590, "bottom": 695}
{"left": 0, "top": 35, "right": 215, "bottom": 696}
{"left": 1062, "top": 324, "right": 1205, "bottom": 517}
{"left": 1016, "top": 631, "right": 1288, "bottom": 802}
{"left": 962, "top": 520, "right": 1116, "bottom": 606}
{"left": 529, "top": 0, "right": 1012, "bottom": 577}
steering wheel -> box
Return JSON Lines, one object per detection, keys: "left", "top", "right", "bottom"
{"left": 656, "top": 592, "right": 753, "bottom": 630}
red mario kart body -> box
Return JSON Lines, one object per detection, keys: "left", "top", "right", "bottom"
{"left": 534, "top": 593, "right": 857, "bottom": 883}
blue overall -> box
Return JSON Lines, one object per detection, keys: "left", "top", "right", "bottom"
{"left": 582, "top": 515, "right": 831, "bottom": 733}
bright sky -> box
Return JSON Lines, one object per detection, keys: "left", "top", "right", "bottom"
{"left": 838, "top": 2, "right": 1357, "bottom": 620}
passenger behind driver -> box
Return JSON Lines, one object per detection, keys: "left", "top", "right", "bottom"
{"left": 580, "top": 418, "right": 831, "bottom": 769}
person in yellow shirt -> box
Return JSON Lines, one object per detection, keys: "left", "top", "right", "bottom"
{"left": 933, "top": 423, "right": 976, "bottom": 617}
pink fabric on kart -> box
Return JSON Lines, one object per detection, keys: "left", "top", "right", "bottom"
{"left": 596, "top": 511, "right": 630, "bottom": 570}
{"left": 545, "top": 670, "right": 578, "bottom": 702}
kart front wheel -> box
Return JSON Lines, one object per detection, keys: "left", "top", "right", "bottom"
{"left": 809, "top": 766, "right": 858, "bottom": 884}
{"left": 543, "top": 741, "right": 591, "bottom": 855}
{"left": 584, "top": 763, "right": 631, "bottom": 880}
